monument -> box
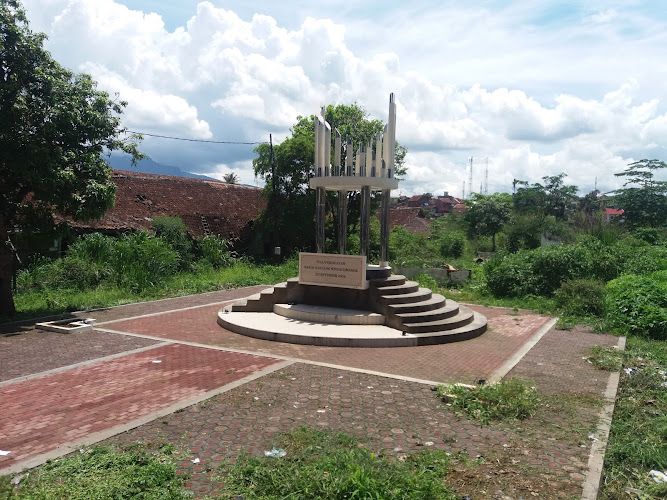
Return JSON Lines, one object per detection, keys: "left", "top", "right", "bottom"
{"left": 218, "top": 94, "right": 487, "bottom": 347}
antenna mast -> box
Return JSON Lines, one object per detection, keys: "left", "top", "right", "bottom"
{"left": 468, "top": 157, "right": 474, "bottom": 198}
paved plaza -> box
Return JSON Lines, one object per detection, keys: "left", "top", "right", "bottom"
{"left": 0, "top": 286, "right": 621, "bottom": 498}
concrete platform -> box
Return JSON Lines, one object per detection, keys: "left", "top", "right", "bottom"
{"left": 273, "top": 303, "right": 385, "bottom": 325}
{"left": 218, "top": 310, "right": 415, "bottom": 347}
{"left": 217, "top": 308, "right": 488, "bottom": 347}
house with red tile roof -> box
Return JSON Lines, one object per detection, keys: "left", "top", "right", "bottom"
{"left": 383, "top": 207, "right": 431, "bottom": 234}
{"left": 64, "top": 170, "right": 266, "bottom": 242}
{"left": 603, "top": 207, "right": 624, "bottom": 222}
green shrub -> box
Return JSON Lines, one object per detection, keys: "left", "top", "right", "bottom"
{"left": 54, "top": 256, "right": 109, "bottom": 290}
{"left": 438, "top": 232, "right": 465, "bottom": 258}
{"left": 633, "top": 227, "right": 661, "bottom": 245}
{"left": 622, "top": 245, "right": 667, "bottom": 276}
{"left": 111, "top": 232, "right": 179, "bottom": 292}
{"left": 15, "top": 255, "right": 108, "bottom": 291}
{"left": 415, "top": 273, "right": 439, "bottom": 291}
{"left": 67, "top": 232, "right": 115, "bottom": 264}
{"left": 604, "top": 271, "right": 667, "bottom": 340}
{"left": 504, "top": 216, "right": 543, "bottom": 252}
{"left": 151, "top": 215, "right": 193, "bottom": 266}
{"left": 484, "top": 250, "right": 539, "bottom": 297}
{"left": 389, "top": 226, "right": 436, "bottom": 266}
{"left": 554, "top": 278, "right": 605, "bottom": 317}
{"left": 198, "top": 234, "right": 233, "bottom": 268}
{"left": 530, "top": 244, "right": 593, "bottom": 295}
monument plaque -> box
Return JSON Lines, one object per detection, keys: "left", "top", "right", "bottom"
{"left": 299, "top": 252, "right": 368, "bottom": 289}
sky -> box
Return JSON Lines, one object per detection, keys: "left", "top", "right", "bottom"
{"left": 21, "top": 0, "right": 667, "bottom": 197}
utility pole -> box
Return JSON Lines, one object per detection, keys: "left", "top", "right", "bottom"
{"left": 269, "top": 134, "right": 279, "bottom": 260}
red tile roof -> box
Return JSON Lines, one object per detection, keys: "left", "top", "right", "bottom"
{"left": 604, "top": 208, "right": 624, "bottom": 216}
{"left": 65, "top": 170, "right": 266, "bottom": 239}
{"left": 383, "top": 207, "right": 431, "bottom": 234}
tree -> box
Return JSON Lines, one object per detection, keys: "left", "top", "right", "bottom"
{"left": 0, "top": 0, "right": 141, "bottom": 316}
{"left": 464, "top": 193, "right": 512, "bottom": 251}
{"left": 612, "top": 159, "right": 667, "bottom": 228}
{"left": 223, "top": 172, "right": 239, "bottom": 184}
{"left": 513, "top": 173, "right": 578, "bottom": 220}
{"left": 252, "top": 103, "right": 407, "bottom": 256}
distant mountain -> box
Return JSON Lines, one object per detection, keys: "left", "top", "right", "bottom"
{"left": 106, "top": 154, "right": 220, "bottom": 182}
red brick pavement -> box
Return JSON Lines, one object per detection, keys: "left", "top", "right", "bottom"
{"left": 509, "top": 325, "right": 619, "bottom": 395}
{"left": 0, "top": 329, "right": 159, "bottom": 382}
{"left": 106, "top": 360, "right": 605, "bottom": 498}
{"left": 0, "top": 344, "right": 282, "bottom": 471}
{"left": 104, "top": 303, "right": 551, "bottom": 384}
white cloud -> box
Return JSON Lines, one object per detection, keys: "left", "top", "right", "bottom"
{"left": 20, "top": 0, "right": 667, "bottom": 196}
{"left": 81, "top": 63, "right": 212, "bottom": 138}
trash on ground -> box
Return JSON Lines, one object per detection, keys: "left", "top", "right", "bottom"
{"left": 191, "top": 458, "right": 200, "bottom": 464}
{"left": 649, "top": 470, "right": 667, "bottom": 483}
{"left": 264, "top": 448, "right": 287, "bottom": 458}
{"left": 588, "top": 434, "right": 599, "bottom": 442}
{"left": 11, "top": 473, "right": 27, "bottom": 485}
{"left": 152, "top": 360, "right": 162, "bottom": 364}
{"left": 0, "top": 450, "right": 10, "bottom": 456}
{"left": 624, "top": 367, "right": 635, "bottom": 375}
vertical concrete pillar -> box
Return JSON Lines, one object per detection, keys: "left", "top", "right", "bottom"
{"left": 338, "top": 190, "right": 348, "bottom": 254}
{"left": 380, "top": 189, "right": 390, "bottom": 266}
{"left": 316, "top": 186, "right": 325, "bottom": 253}
{"left": 359, "top": 185, "right": 371, "bottom": 257}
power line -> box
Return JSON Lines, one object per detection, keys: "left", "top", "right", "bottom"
{"left": 125, "top": 130, "right": 267, "bottom": 145}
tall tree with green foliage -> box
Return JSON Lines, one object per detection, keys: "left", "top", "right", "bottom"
{"left": 513, "top": 173, "right": 578, "bottom": 220}
{"left": 464, "top": 193, "right": 512, "bottom": 251}
{"left": 252, "top": 103, "right": 407, "bottom": 255}
{"left": 613, "top": 159, "right": 667, "bottom": 228}
{"left": 0, "top": 0, "right": 141, "bottom": 316}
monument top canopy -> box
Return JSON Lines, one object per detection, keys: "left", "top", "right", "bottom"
{"left": 309, "top": 93, "right": 399, "bottom": 191}
{"left": 311, "top": 93, "right": 398, "bottom": 263}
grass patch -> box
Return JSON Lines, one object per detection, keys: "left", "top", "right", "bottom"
{"left": 6, "top": 258, "right": 298, "bottom": 322}
{"left": 218, "top": 427, "right": 455, "bottom": 499}
{"left": 437, "top": 378, "right": 540, "bottom": 424}
{"left": 601, "top": 336, "right": 667, "bottom": 499}
{"left": 440, "top": 285, "right": 557, "bottom": 316}
{"left": 586, "top": 345, "right": 625, "bottom": 371}
{"left": 1, "top": 443, "right": 190, "bottom": 499}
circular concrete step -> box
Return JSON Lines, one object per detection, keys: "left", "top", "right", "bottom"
{"left": 217, "top": 308, "right": 487, "bottom": 347}
{"left": 273, "top": 303, "right": 385, "bottom": 325}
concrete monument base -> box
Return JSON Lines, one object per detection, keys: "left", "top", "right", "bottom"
{"left": 217, "top": 267, "right": 487, "bottom": 347}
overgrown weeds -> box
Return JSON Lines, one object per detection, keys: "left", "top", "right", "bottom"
{"left": 9, "top": 257, "right": 299, "bottom": 321}
{"left": 436, "top": 378, "right": 540, "bottom": 424}
{"left": 586, "top": 345, "right": 625, "bottom": 371}
{"left": 601, "top": 337, "right": 667, "bottom": 499}
{"left": 218, "top": 427, "right": 456, "bottom": 499}
{"left": 1, "top": 443, "right": 189, "bottom": 499}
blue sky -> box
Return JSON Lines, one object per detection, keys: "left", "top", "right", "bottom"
{"left": 23, "top": 0, "right": 667, "bottom": 196}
